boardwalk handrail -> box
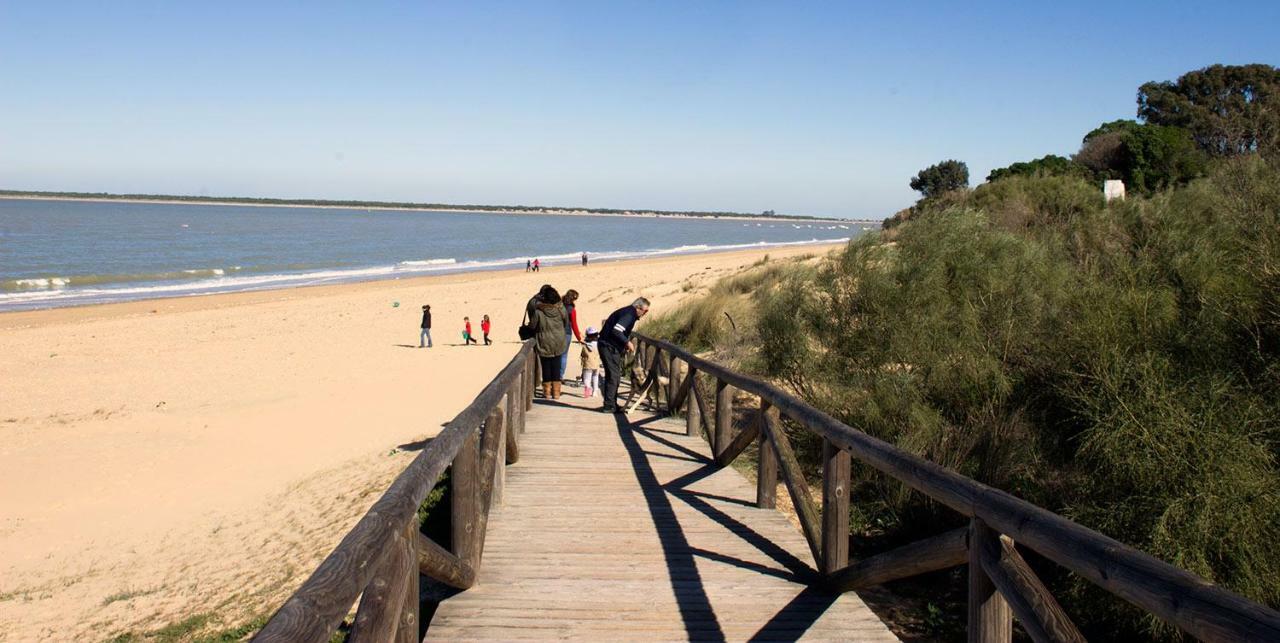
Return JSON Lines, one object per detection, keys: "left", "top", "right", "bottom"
{"left": 255, "top": 340, "right": 536, "bottom": 642}
{"left": 632, "top": 333, "right": 1280, "bottom": 643}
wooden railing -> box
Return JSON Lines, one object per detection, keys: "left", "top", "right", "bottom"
{"left": 630, "top": 334, "right": 1280, "bottom": 643}
{"left": 254, "top": 341, "right": 536, "bottom": 642}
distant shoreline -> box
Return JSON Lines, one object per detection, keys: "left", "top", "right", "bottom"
{"left": 0, "top": 192, "right": 872, "bottom": 224}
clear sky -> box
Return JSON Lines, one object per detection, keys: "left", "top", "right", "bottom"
{"left": 1, "top": 2, "right": 1277, "bottom": 218}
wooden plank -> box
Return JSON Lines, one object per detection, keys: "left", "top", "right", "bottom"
{"left": 821, "top": 439, "right": 851, "bottom": 575}
{"left": 684, "top": 367, "right": 700, "bottom": 438}
{"left": 349, "top": 525, "right": 413, "bottom": 643}
{"left": 427, "top": 392, "right": 897, "bottom": 642}
{"left": 760, "top": 405, "right": 822, "bottom": 567}
{"left": 825, "top": 526, "right": 968, "bottom": 592}
{"left": 452, "top": 431, "right": 480, "bottom": 571}
{"left": 668, "top": 354, "right": 680, "bottom": 414}
{"left": 715, "top": 378, "right": 732, "bottom": 458}
{"left": 690, "top": 374, "right": 715, "bottom": 447}
{"left": 670, "top": 361, "right": 693, "bottom": 415}
{"left": 978, "top": 534, "right": 1086, "bottom": 643}
{"left": 395, "top": 523, "right": 420, "bottom": 643}
{"left": 969, "top": 518, "right": 1012, "bottom": 643}
{"left": 255, "top": 342, "right": 533, "bottom": 643}
{"left": 634, "top": 334, "right": 1280, "bottom": 643}
{"left": 756, "top": 402, "right": 778, "bottom": 509}
{"left": 505, "top": 390, "right": 520, "bottom": 465}
{"left": 714, "top": 412, "right": 759, "bottom": 467}
{"left": 416, "top": 532, "right": 476, "bottom": 589}
{"left": 475, "top": 407, "right": 505, "bottom": 563}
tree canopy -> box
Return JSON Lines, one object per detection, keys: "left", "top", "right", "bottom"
{"left": 1074, "top": 120, "right": 1205, "bottom": 194}
{"left": 910, "top": 159, "right": 969, "bottom": 199}
{"left": 1138, "top": 64, "right": 1280, "bottom": 157}
{"left": 986, "top": 154, "right": 1084, "bottom": 183}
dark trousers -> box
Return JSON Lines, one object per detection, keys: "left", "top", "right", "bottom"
{"left": 599, "top": 342, "right": 624, "bottom": 409}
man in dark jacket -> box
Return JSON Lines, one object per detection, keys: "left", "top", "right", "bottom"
{"left": 599, "top": 297, "right": 650, "bottom": 412}
{"left": 419, "top": 305, "right": 433, "bottom": 348}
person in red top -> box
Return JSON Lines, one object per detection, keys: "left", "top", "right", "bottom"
{"left": 481, "top": 314, "right": 492, "bottom": 345}
{"left": 463, "top": 317, "right": 477, "bottom": 345}
{"left": 561, "top": 290, "right": 584, "bottom": 384}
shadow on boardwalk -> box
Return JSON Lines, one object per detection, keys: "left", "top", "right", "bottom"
{"left": 424, "top": 387, "right": 897, "bottom": 642}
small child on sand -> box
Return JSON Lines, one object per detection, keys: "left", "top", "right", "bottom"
{"left": 580, "top": 326, "right": 601, "bottom": 398}
{"left": 463, "top": 317, "right": 477, "bottom": 345}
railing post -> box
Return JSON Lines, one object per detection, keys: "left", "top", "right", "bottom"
{"left": 349, "top": 524, "right": 413, "bottom": 643}
{"left": 395, "top": 522, "right": 420, "bottom": 643}
{"left": 494, "top": 397, "right": 508, "bottom": 506}
{"left": 757, "top": 400, "right": 777, "bottom": 509}
{"left": 524, "top": 349, "right": 534, "bottom": 414}
{"left": 715, "top": 378, "right": 732, "bottom": 458}
{"left": 505, "top": 385, "right": 520, "bottom": 464}
{"left": 969, "top": 517, "right": 1012, "bottom": 643}
{"left": 821, "top": 439, "right": 851, "bottom": 574}
{"left": 650, "top": 348, "right": 664, "bottom": 410}
{"left": 668, "top": 355, "right": 680, "bottom": 415}
{"left": 685, "top": 368, "right": 701, "bottom": 438}
{"left": 451, "top": 430, "right": 481, "bottom": 572}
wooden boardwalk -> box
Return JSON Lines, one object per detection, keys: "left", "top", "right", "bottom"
{"left": 427, "top": 390, "right": 898, "bottom": 642}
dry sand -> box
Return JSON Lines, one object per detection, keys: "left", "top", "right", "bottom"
{"left": 0, "top": 243, "right": 840, "bottom": 641}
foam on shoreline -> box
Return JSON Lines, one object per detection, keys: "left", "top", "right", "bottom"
{"left": 0, "top": 237, "right": 848, "bottom": 311}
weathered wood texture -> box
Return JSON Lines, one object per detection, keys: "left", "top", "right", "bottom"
{"left": 977, "top": 534, "right": 1086, "bottom": 643}
{"left": 427, "top": 389, "right": 897, "bottom": 642}
{"left": 825, "top": 527, "right": 968, "bottom": 593}
{"left": 820, "top": 439, "right": 851, "bottom": 575}
{"left": 756, "top": 402, "right": 778, "bottom": 510}
{"left": 969, "top": 518, "right": 1013, "bottom": 643}
{"left": 760, "top": 406, "right": 824, "bottom": 567}
{"left": 637, "top": 334, "right": 1280, "bottom": 643}
{"left": 255, "top": 343, "right": 535, "bottom": 643}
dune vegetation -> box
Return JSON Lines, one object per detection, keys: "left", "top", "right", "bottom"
{"left": 645, "top": 64, "right": 1280, "bottom": 639}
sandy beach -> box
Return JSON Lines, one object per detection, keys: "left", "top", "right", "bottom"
{"left": 0, "top": 243, "right": 840, "bottom": 641}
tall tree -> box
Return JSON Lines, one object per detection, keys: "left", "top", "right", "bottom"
{"left": 910, "top": 160, "right": 969, "bottom": 199}
{"left": 1073, "top": 119, "right": 1205, "bottom": 193}
{"left": 1138, "top": 64, "right": 1280, "bottom": 157}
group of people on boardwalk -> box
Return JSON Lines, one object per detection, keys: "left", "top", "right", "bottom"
{"left": 525, "top": 282, "right": 648, "bottom": 411}
{"left": 418, "top": 305, "right": 490, "bottom": 347}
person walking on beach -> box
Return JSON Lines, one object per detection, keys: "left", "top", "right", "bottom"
{"left": 533, "top": 258, "right": 540, "bottom": 272}
{"left": 561, "top": 289, "right": 584, "bottom": 385}
{"left": 419, "top": 305, "right": 433, "bottom": 348}
{"left": 580, "top": 326, "right": 601, "bottom": 398}
{"left": 599, "top": 297, "right": 650, "bottom": 413}
{"left": 581, "top": 252, "right": 589, "bottom": 267}
{"left": 526, "top": 259, "right": 532, "bottom": 272}
{"left": 529, "top": 286, "right": 569, "bottom": 399}
{"left": 463, "top": 316, "right": 477, "bottom": 345}
{"left": 481, "top": 314, "right": 492, "bottom": 345}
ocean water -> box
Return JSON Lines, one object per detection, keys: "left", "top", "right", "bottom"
{"left": 0, "top": 199, "right": 870, "bottom": 311}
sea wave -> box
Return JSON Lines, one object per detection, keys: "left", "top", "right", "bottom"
{"left": 0, "top": 237, "right": 850, "bottom": 311}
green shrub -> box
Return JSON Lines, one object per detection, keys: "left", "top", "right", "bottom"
{"left": 651, "top": 156, "right": 1280, "bottom": 639}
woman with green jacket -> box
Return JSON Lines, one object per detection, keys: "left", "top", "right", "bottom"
{"left": 529, "top": 285, "right": 570, "bottom": 399}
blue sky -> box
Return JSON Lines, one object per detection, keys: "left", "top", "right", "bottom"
{"left": 1, "top": 2, "right": 1277, "bottom": 218}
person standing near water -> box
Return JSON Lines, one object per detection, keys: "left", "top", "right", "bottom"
{"left": 581, "top": 252, "right": 588, "bottom": 266}
{"left": 561, "top": 290, "right": 584, "bottom": 384}
{"left": 599, "top": 297, "right": 650, "bottom": 413}
{"left": 533, "top": 258, "right": 540, "bottom": 272}
{"left": 526, "top": 259, "right": 531, "bottom": 272}
{"left": 419, "top": 305, "right": 433, "bottom": 348}
{"left": 481, "top": 314, "right": 492, "bottom": 345}
{"left": 529, "top": 286, "right": 569, "bottom": 399}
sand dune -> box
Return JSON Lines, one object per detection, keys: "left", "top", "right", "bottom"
{"left": 0, "top": 243, "right": 838, "bottom": 641}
